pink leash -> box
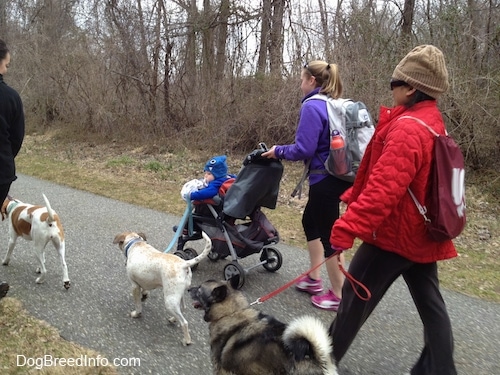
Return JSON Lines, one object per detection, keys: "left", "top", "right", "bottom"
{"left": 250, "top": 251, "right": 371, "bottom": 305}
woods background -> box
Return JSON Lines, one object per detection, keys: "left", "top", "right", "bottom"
{"left": 1, "top": 0, "right": 499, "bottom": 171}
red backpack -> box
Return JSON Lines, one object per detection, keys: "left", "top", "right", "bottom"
{"left": 401, "top": 116, "right": 466, "bottom": 242}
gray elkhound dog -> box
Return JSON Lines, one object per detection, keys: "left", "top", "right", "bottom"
{"left": 189, "top": 276, "right": 337, "bottom": 375}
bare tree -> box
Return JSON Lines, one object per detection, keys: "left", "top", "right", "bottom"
{"left": 257, "top": 0, "right": 272, "bottom": 74}
{"left": 201, "top": 0, "right": 215, "bottom": 85}
{"left": 269, "top": 0, "right": 286, "bottom": 76}
{"left": 317, "top": 0, "right": 332, "bottom": 61}
{"left": 401, "top": 0, "right": 415, "bottom": 44}
{"left": 0, "top": 0, "right": 7, "bottom": 37}
{"left": 215, "top": 0, "right": 230, "bottom": 82}
{"left": 1, "top": 0, "right": 497, "bottom": 166}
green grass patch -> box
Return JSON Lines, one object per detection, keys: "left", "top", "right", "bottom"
{"left": 106, "top": 156, "right": 135, "bottom": 168}
{"left": 144, "top": 160, "right": 164, "bottom": 173}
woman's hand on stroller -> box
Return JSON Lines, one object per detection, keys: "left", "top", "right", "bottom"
{"left": 261, "top": 145, "right": 278, "bottom": 159}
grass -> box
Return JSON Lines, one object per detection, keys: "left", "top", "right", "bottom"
{"left": 0, "top": 298, "right": 117, "bottom": 375}
{"left": 14, "top": 132, "right": 500, "bottom": 300}
{"left": 1, "top": 130, "right": 499, "bottom": 372}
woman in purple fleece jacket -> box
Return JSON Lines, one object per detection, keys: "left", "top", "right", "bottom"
{"left": 263, "top": 61, "right": 352, "bottom": 311}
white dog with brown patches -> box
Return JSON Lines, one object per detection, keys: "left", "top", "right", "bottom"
{"left": 113, "top": 230, "right": 212, "bottom": 346}
{"left": 1, "top": 194, "right": 70, "bottom": 289}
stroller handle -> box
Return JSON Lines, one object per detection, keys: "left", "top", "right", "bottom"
{"left": 258, "top": 142, "right": 268, "bottom": 151}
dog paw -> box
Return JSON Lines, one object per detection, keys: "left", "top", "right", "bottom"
{"left": 168, "top": 316, "right": 177, "bottom": 324}
{"left": 63, "top": 281, "right": 71, "bottom": 289}
{"left": 2, "top": 259, "right": 9, "bottom": 266}
{"left": 182, "top": 339, "right": 192, "bottom": 346}
{"left": 130, "top": 311, "right": 142, "bottom": 318}
{"left": 35, "top": 267, "right": 41, "bottom": 274}
{"left": 35, "top": 277, "right": 46, "bottom": 284}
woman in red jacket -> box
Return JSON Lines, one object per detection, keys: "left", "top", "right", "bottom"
{"left": 329, "top": 45, "right": 458, "bottom": 375}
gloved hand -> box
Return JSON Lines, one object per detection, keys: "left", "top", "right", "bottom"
{"left": 331, "top": 245, "right": 347, "bottom": 253}
{"left": 180, "top": 179, "right": 206, "bottom": 202}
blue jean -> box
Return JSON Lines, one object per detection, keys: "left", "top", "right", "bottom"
{"left": 329, "top": 242, "right": 457, "bottom": 375}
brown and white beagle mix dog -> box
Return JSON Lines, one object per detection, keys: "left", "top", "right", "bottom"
{"left": 1, "top": 194, "right": 70, "bottom": 289}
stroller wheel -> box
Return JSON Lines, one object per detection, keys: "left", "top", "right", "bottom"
{"left": 183, "top": 248, "right": 199, "bottom": 271}
{"left": 174, "top": 251, "right": 188, "bottom": 260}
{"left": 262, "top": 247, "right": 283, "bottom": 272}
{"left": 224, "top": 261, "right": 245, "bottom": 289}
{"left": 207, "top": 249, "right": 220, "bottom": 262}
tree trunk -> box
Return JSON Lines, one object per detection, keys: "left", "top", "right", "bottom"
{"left": 202, "top": 0, "right": 215, "bottom": 87}
{"left": 401, "top": 0, "right": 415, "bottom": 45}
{"left": 258, "top": 0, "right": 271, "bottom": 74}
{"left": 318, "top": 0, "right": 331, "bottom": 61}
{"left": 0, "top": 0, "right": 6, "bottom": 37}
{"left": 269, "top": 0, "right": 285, "bottom": 77}
{"left": 215, "top": 0, "right": 230, "bottom": 82}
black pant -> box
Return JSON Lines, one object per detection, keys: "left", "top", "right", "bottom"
{"left": 0, "top": 183, "right": 11, "bottom": 203}
{"left": 0, "top": 182, "right": 12, "bottom": 285}
{"left": 330, "top": 242, "right": 457, "bottom": 375}
{"left": 302, "top": 175, "right": 351, "bottom": 257}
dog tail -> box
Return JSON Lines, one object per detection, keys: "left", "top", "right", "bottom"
{"left": 283, "top": 315, "right": 338, "bottom": 375}
{"left": 42, "top": 194, "right": 56, "bottom": 222}
{"left": 183, "top": 231, "right": 212, "bottom": 269}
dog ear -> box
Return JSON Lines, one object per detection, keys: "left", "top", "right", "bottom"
{"left": 211, "top": 285, "right": 228, "bottom": 303}
{"left": 113, "top": 233, "right": 125, "bottom": 245}
{"left": 137, "top": 232, "right": 147, "bottom": 241}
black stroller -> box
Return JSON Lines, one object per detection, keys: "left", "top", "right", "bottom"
{"left": 174, "top": 144, "right": 284, "bottom": 289}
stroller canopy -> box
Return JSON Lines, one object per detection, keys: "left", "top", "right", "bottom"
{"left": 223, "top": 150, "right": 283, "bottom": 219}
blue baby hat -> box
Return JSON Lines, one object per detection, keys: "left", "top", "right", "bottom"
{"left": 204, "top": 155, "right": 228, "bottom": 179}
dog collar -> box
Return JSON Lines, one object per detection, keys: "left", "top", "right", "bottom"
{"left": 124, "top": 237, "right": 144, "bottom": 258}
{"left": 6, "top": 200, "right": 20, "bottom": 215}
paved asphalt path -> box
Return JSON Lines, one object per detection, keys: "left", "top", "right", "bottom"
{"left": 1, "top": 174, "right": 499, "bottom": 374}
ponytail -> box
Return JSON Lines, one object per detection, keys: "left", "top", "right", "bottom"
{"left": 304, "top": 60, "right": 343, "bottom": 99}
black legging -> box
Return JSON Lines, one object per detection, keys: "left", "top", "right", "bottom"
{"left": 330, "top": 242, "right": 457, "bottom": 375}
{"left": 302, "top": 175, "right": 351, "bottom": 257}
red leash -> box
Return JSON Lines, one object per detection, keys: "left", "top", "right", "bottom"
{"left": 250, "top": 251, "right": 371, "bottom": 305}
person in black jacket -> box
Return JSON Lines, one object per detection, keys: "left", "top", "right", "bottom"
{"left": 0, "top": 39, "right": 25, "bottom": 299}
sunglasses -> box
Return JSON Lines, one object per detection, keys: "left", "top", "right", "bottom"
{"left": 390, "top": 80, "right": 408, "bottom": 90}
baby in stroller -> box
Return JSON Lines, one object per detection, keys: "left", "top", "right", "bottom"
{"left": 177, "top": 147, "right": 284, "bottom": 288}
{"left": 181, "top": 155, "right": 233, "bottom": 202}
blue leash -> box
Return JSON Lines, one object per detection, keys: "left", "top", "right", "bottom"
{"left": 164, "top": 200, "right": 193, "bottom": 253}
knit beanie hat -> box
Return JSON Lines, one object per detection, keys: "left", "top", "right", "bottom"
{"left": 392, "top": 45, "right": 449, "bottom": 99}
{"left": 204, "top": 155, "right": 228, "bottom": 179}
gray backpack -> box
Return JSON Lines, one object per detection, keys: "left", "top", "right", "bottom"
{"left": 309, "top": 94, "right": 375, "bottom": 182}
{"left": 292, "top": 95, "right": 375, "bottom": 198}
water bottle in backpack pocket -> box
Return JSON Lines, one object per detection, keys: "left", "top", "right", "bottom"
{"left": 327, "top": 130, "right": 351, "bottom": 176}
